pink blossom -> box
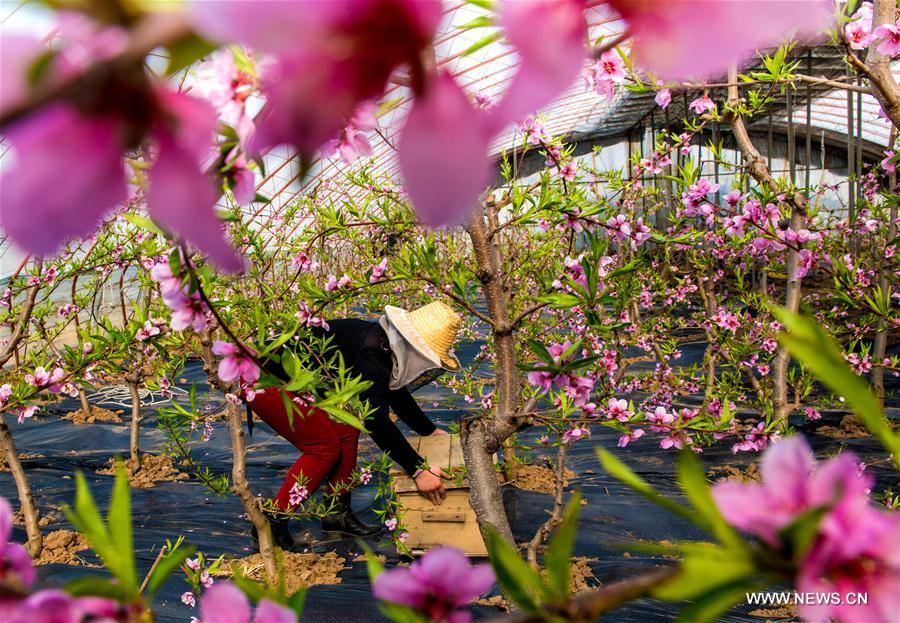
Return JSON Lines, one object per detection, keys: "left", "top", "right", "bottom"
{"left": 655, "top": 88, "right": 672, "bottom": 109}
{"left": 193, "top": 0, "right": 440, "bottom": 159}
{"left": 192, "top": 48, "right": 256, "bottom": 148}
{"left": 606, "top": 398, "right": 632, "bottom": 422}
{"left": 559, "top": 161, "right": 577, "bottom": 182}
{"left": 713, "top": 436, "right": 899, "bottom": 623}
{"left": 688, "top": 94, "right": 715, "bottom": 115}
{"left": 199, "top": 581, "right": 297, "bottom": 623}
{"left": 584, "top": 50, "right": 626, "bottom": 101}
{"left": 608, "top": 0, "right": 832, "bottom": 79}
{"left": 561, "top": 426, "right": 591, "bottom": 444}
{"left": 844, "top": 2, "right": 875, "bottom": 49}
{"left": 373, "top": 546, "right": 495, "bottom": 623}
{"left": 322, "top": 102, "right": 378, "bottom": 165}
{"left": 0, "top": 105, "right": 127, "bottom": 259}
{"left": 290, "top": 252, "right": 317, "bottom": 273}
{"left": 617, "top": 428, "right": 645, "bottom": 447}
{"left": 873, "top": 21, "right": 900, "bottom": 57}
{"left": 881, "top": 149, "right": 896, "bottom": 173}
{"left": 288, "top": 483, "right": 309, "bottom": 507}
{"left": 369, "top": 258, "right": 388, "bottom": 283}
{"left": 211, "top": 341, "right": 260, "bottom": 385}
{"left": 385, "top": 518, "right": 398, "bottom": 531}
{"left": 490, "top": 0, "right": 586, "bottom": 127}
{"left": 795, "top": 249, "right": 815, "bottom": 279}
{"left": 1, "top": 36, "right": 242, "bottom": 271}
{"left": 398, "top": 72, "right": 492, "bottom": 228}
{"left": 606, "top": 214, "right": 631, "bottom": 240}
{"left": 182, "top": 592, "right": 196, "bottom": 607}
{"left": 1, "top": 495, "right": 36, "bottom": 589}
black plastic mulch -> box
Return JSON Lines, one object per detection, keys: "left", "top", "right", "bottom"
{"left": 3, "top": 338, "right": 898, "bottom": 623}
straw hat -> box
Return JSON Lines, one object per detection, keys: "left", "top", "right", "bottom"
{"left": 384, "top": 301, "right": 461, "bottom": 371}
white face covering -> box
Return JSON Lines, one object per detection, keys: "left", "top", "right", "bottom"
{"left": 379, "top": 315, "right": 441, "bottom": 390}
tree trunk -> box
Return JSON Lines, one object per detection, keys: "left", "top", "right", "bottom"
{"left": 78, "top": 388, "right": 92, "bottom": 418}
{"left": 726, "top": 65, "right": 806, "bottom": 428}
{"left": 225, "top": 403, "right": 277, "bottom": 582}
{"left": 0, "top": 417, "right": 42, "bottom": 556}
{"left": 0, "top": 259, "right": 42, "bottom": 368}
{"left": 773, "top": 208, "right": 804, "bottom": 426}
{"left": 873, "top": 156, "right": 897, "bottom": 404}
{"left": 127, "top": 381, "right": 141, "bottom": 468}
{"left": 461, "top": 419, "right": 514, "bottom": 543}
{"left": 462, "top": 204, "right": 521, "bottom": 544}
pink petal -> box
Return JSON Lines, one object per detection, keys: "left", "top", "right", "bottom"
{"left": 0, "top": 35, "right": 50, "bottom": 109}
{"left": 0, "top": 104, "right": 126, "bottom": 255}
{"left": 398, "top": 72, "right": 492, "bottom": 227}
{"left": 211, "top": 340, "right": 238, "bottom": 356}
{"left": 218, "top": 357, "right": 241, "bottom": 383}
{"left": 760, "top": 434, "right": 815, "bottom": 504}
{"left": 372, "top": 567, "right": 427, "bottom": 608}
{"left": 147, "top": 133, "right": 243, "bottom": 272}
{"left": 489, "top": 0, "right": 586, "bottom": 129}
{"left": 0, "top": 495, "right": 12, "bottom": 544}
{"left": 610, "top": 0, "right": 833, "bottom": 79}
{"left": 199, "top": 582, "right": 251, "bottom": 623}
{"left": 188, "top": 0, "right": 346, "bottom": 54}
{"left": 253, "top": 599, "right": 297, "bottom": 623}
{"left": 232, "top": 167, "right": 257, "bottom": 206}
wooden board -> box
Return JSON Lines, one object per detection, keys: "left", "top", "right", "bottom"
{"left": 391, "top": 434, "right": 488, "bottom": 557}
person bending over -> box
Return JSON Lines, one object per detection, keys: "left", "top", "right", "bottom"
{"left": 249, "top": 301, "right": 460, "bottom": 551}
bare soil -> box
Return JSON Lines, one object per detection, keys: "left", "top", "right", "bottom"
{"left": 217, "top": 551, "right": 346, "bottom": 592}
{"left": 503, "top": 464, "right": 576, "bottom": 494}
{"left": 710, "top": 462, "right": 761, "bottom": 483}
{"left": 96, "top": 454, "right": 188, "bottom": 488}
{"left": 0, "top": 449, "right": 44, "bottom": 471}
{"left": 478, "top": 556, "right": 599, "bottom": 612}
{"left": 62, "top": 406, "right": 123, "bottom": 424}
{"left": 34, "top": 529, "right": 94, "bottom": 566}
{"left": 817, "top": 415, "right": 870, "bottom": 440}
{"left": 749, "top": 604, "right": 800, "bottom": 621}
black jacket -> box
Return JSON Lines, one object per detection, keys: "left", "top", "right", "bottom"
{"left": 293, "top": 318, "right": 435, "bottom": 475}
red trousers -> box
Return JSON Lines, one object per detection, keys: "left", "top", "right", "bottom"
{"left": 249, "top": 388, "right": 359, "bottom": 511}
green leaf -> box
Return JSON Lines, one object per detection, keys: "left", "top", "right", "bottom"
{"left": 484, "top": 525, "right": 545, "bottom": 614}
{"left": 66, "top": 576, "right": 135, "bottom": 601}
{"left": 65, "top": 472, "right": 136, "bottom": 596}
{"left": 675, "top": 578, "right": 768, "bottom": 623}
{"left": 123, "top": 214, "right": 166, "bottom": 237}
{"left": 596, "top": 448, "right": 700, "bottom": 526}
{"left": 459, "top": 15, "right": 493, "bottom": 29}
{"left": 107, "top": 461, "right": 137, "bottom": 590}
{"left": 654, "top": 543, "right": 754, "bottom": 601}
{"left": 772, "top": 308, "right": 900, "bottom": 467}
{"left": 777, "top": 504, "right": 829, "bottom": 563}
{"left": 166, "top": 33, "right": 219, "bottom": 75}
{"left": 231, "top": 565, "right": 268, "bottom": 603}
{"left": 537, "top": 293, "right": 582, "bottom": 308}
{"left": 146, "top": 545, "right": 195, "bottom": 598}
{"left": 544, "top": 491, "right": 582, "bottom": 602}
{"left": 526, "top": 339, "right": 554, "bottom": 364}
{"left": 463, "top": 31, "right": 501, "bottom": 57}
{"left": 676, "top": 451, "right": 745, "bottom": 551}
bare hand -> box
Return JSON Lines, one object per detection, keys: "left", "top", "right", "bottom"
{"left": 431, "top": 428, "right": 450, "bottom": 436}
{"left": 415, "top": 468, "right": 450, "bottom": 505}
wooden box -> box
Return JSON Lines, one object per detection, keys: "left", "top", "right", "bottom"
{"left": 390, "top": 434, "right": 488, "bottom": 557}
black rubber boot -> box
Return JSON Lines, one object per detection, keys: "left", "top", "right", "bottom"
{"left": 251, "top": 513, "right": 315, "bottom": 553}
{"left": 321, "top": 493, "right": 382, "bottom": 537}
